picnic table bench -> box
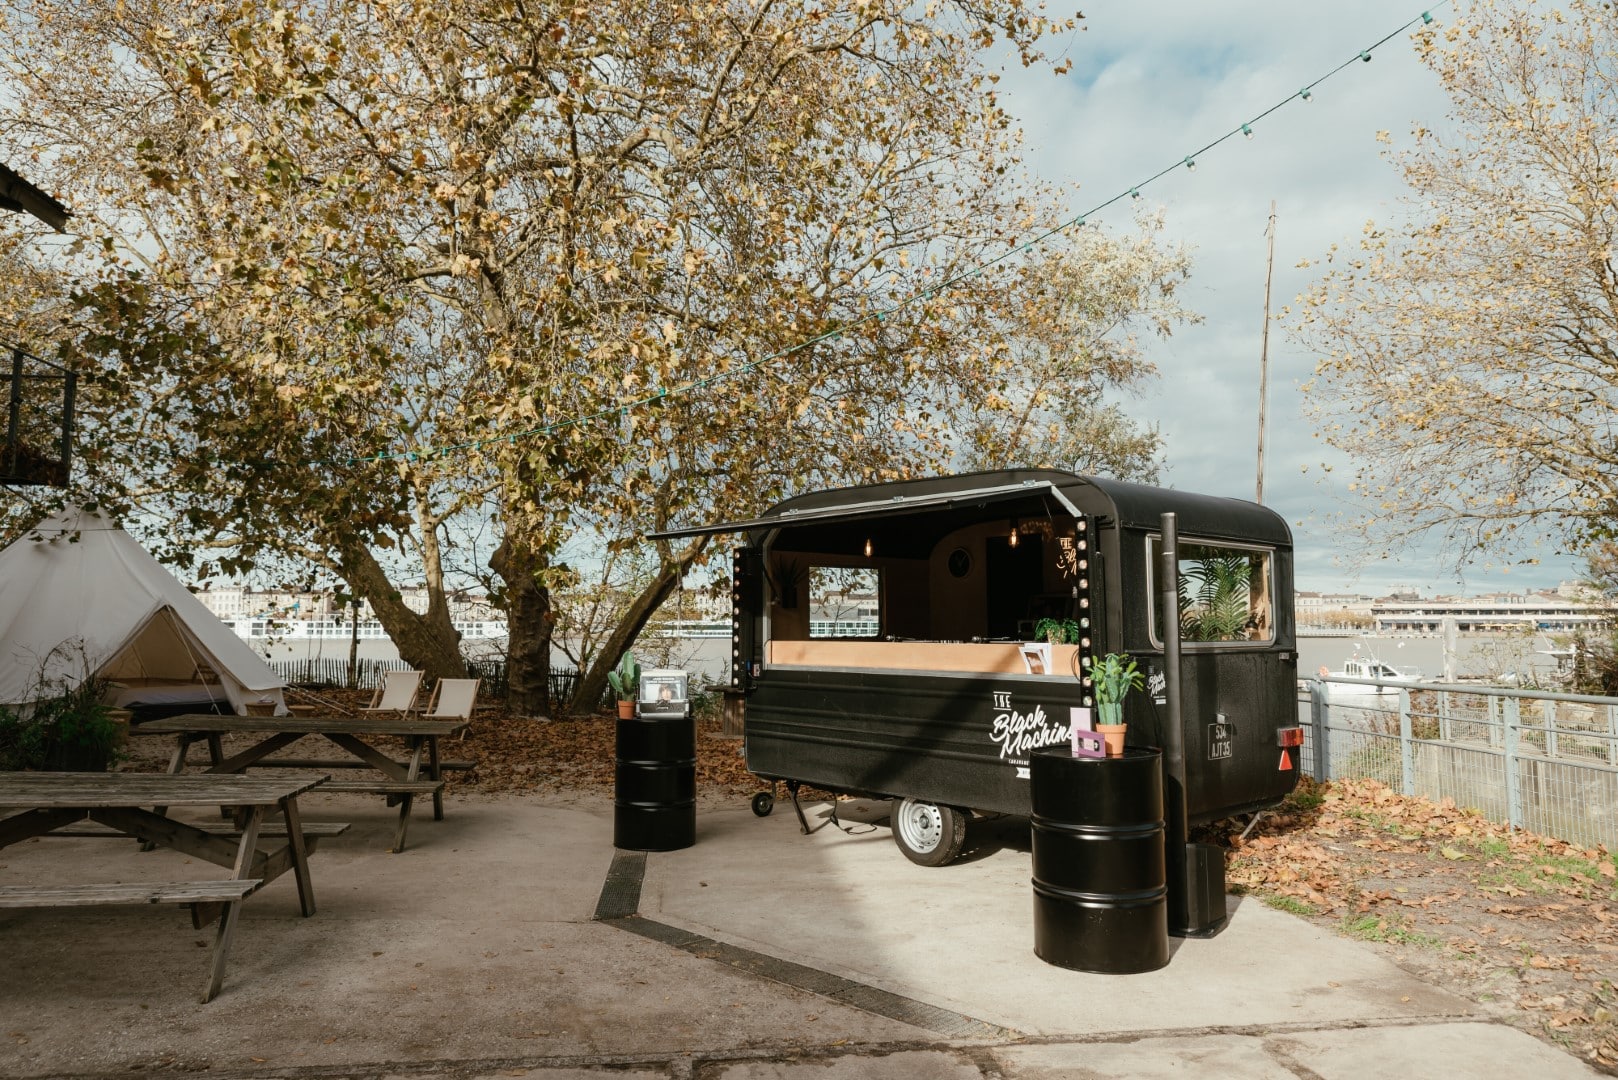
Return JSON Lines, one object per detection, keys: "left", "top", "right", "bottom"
{"left": 0, "top": 771, "right": 329, "bottom": 1002}
{"left": 136, "top": 714, "right": 470, "bottom": 852}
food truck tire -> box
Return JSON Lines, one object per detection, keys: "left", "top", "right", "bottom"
{"left": 891, "top": 798, "right": 968, "bottom": 866}
{"left": 751, "top": 791, "right": 775, "bottom": 817}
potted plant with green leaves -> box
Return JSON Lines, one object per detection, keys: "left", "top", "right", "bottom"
{"left": 607, "top": 650, "right": 641, "bottom": 719}
{"left": 1033, "top": 617, "right": 1081, "bottom": 647}
{"left": 1083, "top": 651, "right": 1144, "bottom": 757}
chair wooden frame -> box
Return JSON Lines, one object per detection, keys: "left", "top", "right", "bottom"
{"left": 359, "top": 669, "right": 423, "bottom": 716}
{"left": 422, "top": 677, "right": 480, "bottom": 722}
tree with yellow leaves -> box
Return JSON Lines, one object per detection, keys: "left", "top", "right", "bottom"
{"left": 1293, "top": 0, "right": 1618, "bottom": 573}
{"left": 0, "top": 0, "right": 1177, "bottom": 713}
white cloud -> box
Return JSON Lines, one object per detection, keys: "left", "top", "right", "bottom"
{"left": 988, "top": 0, "right": 1583, "bottom": 595}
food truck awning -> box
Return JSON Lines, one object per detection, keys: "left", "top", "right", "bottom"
{"left": 647, "top": 479, "right": 1082, "bottom": 541}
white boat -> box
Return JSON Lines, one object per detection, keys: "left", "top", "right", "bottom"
{"left": 1311, "top": 648, "right": 1426, "bottom": 702}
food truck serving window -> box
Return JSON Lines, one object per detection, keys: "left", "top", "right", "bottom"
{"left": 808, "top": 567, "right": 881, "bottom": 638}
{"left": 1148, "top": 538, "right": 1274, "bottom": 647}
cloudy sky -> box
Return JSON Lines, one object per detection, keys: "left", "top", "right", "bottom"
{"left": 985, "top": 0, "right": 1582, "bottom": 597}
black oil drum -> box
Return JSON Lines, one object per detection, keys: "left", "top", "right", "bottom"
{"left": 1030, "top": 745, "right": 1169, "bottom": 973}
{"left": 614, "top": 715, "right": 695, "bottom": 851}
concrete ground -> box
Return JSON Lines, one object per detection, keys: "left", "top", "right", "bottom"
{"left": 0, "top": 787, "right": 1605, "bottom": 1080}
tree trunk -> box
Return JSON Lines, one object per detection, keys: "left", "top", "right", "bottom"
{"left": 335, "top": 541, "right": 465, "bottom": 682}
{"left": 573, "top": 537, "right": 710, "bottom": 714}
{"left": 491, "top": 535, "right": 553, "bottom": 717}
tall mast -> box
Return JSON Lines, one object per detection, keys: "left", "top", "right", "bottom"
{"left": 1257, "top": 201, "right": 1276, "bottom": 504}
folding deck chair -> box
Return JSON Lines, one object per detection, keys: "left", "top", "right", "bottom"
{"left": 419, "top": 678, "right": 480, "bottom": 818}
{"left": 359, "top": 669, "right": 423, "bottom": 717}
{"left": 422, "top": 677, "right": 480, "bottom": 722}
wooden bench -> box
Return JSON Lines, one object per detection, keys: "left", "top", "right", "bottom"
{"left": 244, "top": 757, "right": 474, "bottom": 772}
{"left": 0, "top": 879, "right": 264, "bottom": 995}
{"left": 316, "top": 779, "right": 443, "bottom": 796}
{"left": 0, "top": 879, "right": 260, "bottom": 908}
{"left": 49, "top": 821, "right": 351, "bottom": 840}
{"left": 312, "top": 779, "right": 444, "bottom": 851}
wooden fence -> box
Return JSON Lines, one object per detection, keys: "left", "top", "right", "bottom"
{"left": 266, "top": 657, "right": 586, "bottom": 708}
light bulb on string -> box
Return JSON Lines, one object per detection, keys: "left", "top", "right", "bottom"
{"left": 1128, "top": 187, "right": 1140, "bottom": 200}
{"left": 1301, "top": 88, "right": 1312, "bottom": 101}
{"left": 1241, "top": 123, "right": 1253, "bottom": 139}
{"left": 1359, "top": 50, "right": 1372, "bottom": 63}
{"left": 1184, "top": 156, "right": 1196, "bottom": 172}
{"left": 864, "top": 537, "right": 873, "bottom": 558}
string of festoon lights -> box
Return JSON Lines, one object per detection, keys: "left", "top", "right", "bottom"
{"left": 303, "top": 3, "right": 1448, "bottom": 470}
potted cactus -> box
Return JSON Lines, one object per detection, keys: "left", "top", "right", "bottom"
{"left": 1083, "top": 652, "right": 1144, "bottom": 757}
{"left": 607, "top": 651, "right": 641, "bottom": 719}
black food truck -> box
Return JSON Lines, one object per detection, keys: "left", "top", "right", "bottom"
{"left": 657, "top": 469, "right": 1303, "bottom": 868}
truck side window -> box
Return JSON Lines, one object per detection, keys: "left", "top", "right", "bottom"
{"left": 1150, "top": 538, "right": 1274, "bottom": 645}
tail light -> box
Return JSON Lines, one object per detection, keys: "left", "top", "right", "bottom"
{"left": 1276, "top": 726, "right": 1304, "bottom": 748}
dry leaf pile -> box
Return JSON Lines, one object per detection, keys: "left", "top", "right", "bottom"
{"left": 1204, "top": 776, "right": 1618, "bottom": 1073}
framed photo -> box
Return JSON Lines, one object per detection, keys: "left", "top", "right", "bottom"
{"left": 1020, "top": 642, "right": 1051, "bottom": 675}
{"left": 1070, "top": 706, "right": 1104, "bottom": 758}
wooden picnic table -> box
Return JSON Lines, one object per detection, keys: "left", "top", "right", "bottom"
{"left": 0, "top": 771, "right": 329, "bottom": 1002}
{"left": 135, "top": 714, "right": 470, "bottom": 852}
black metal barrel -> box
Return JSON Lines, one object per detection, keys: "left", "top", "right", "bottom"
{"left": 1030, "top": 745, "right": 1169, "bottom": 973}
{"left": 614, "top": 715, "right": 696, "bottom": 851}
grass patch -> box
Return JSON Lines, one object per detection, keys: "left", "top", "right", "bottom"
{"left": 1281, "top": 780, "right": 1327, "bottom": 813}
{"left": 1478, "top": 844, "right": 1618, "bottom": 900}
{"left": 1338, "top": 913, "right": 1445, "bottom": 949}
{"left": 1262, "top": 895, "right": 1318, "bottom": 917}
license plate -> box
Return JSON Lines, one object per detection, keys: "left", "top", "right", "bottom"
{"left": 1208, "top": 722, "right": 1232, "bottom": 760}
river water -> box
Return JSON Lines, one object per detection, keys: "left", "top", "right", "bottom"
{"left": 249, "top": 631, "right": 1564, "bottom": 687}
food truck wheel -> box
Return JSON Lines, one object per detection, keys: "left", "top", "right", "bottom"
{"left": 891, "top": 798, "right": 967, "bottom": 866}
{"left": 751, "top": 791, "right": 775, "bottom": 817}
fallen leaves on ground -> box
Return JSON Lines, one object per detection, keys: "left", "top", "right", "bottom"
{"left": 1202, "top": 776, "right": 1618, "bottom": 1074}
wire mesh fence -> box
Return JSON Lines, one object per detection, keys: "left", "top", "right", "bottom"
{"left": 1301, "top": 678, "right": 1618, "bottom": 849}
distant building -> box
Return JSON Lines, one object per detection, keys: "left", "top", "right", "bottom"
{"left": 1371, "top": 593, "right": 1611, "bottom": 633}
{"left": 1297, "top": 591, "right": 1377, "bottom": 629}
{"left": 191, "top": 583, "right": 497, "bottom": 627}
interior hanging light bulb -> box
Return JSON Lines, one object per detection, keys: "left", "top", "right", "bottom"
{"left": 1009, "top": 521, "right": 1019, "bottom": 548}
{"left": 864, "top": 537, "right": 873, "bottom": 558}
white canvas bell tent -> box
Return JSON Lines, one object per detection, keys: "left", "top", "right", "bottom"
{"left": 0, "top": 511, "right": 286, "bottom": 715}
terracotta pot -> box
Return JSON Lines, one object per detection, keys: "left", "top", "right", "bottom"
{"left": 617, "top": 700, "right": 637, "bottom": 719}
{"left": 1096, "top": 723, "right": 1128, "bottom": 758}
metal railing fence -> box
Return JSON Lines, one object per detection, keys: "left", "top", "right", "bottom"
{"left": 1300, "top": 677, "right": 1618, "bottom": 849}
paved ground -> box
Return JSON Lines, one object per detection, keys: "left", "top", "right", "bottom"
{"left": 0, "top": 788, "right": 1605, "bottom": 1079}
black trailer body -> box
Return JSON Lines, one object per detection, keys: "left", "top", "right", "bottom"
{"left": 666, "top": 469, "right": 1300, "bottom": 845}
